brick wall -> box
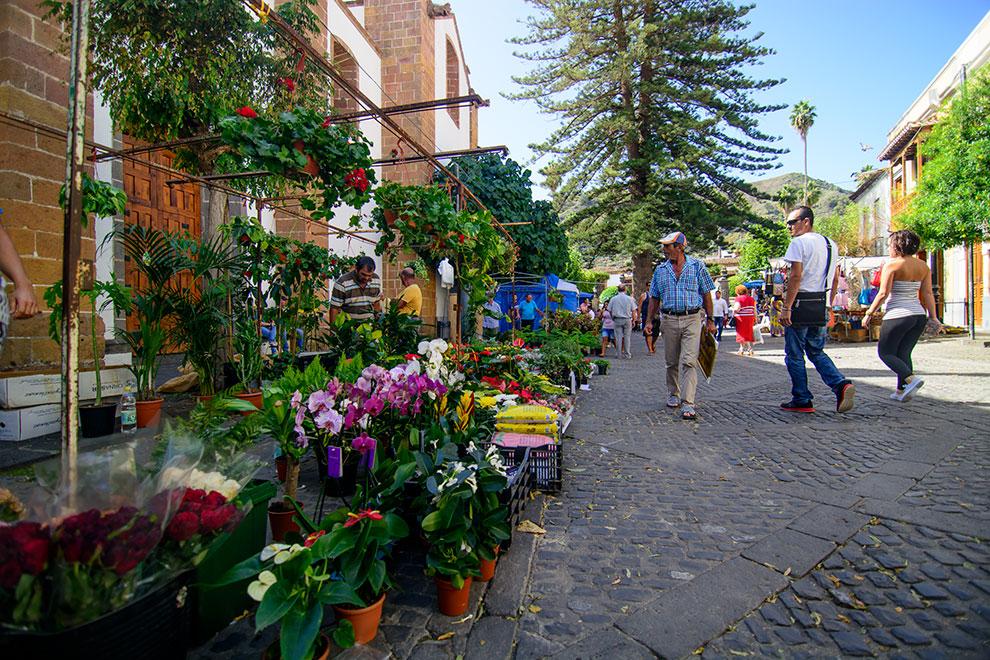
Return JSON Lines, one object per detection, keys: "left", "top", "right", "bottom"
{"left": 0, "top": 0, "right": 101, "bottom": 371}
{"left": 363, "top": 0, "right": 436, "bottom": 185}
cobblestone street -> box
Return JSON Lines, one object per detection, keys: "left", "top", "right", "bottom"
{"left": 507, "top": 332, "right": 990, "bottom": 659}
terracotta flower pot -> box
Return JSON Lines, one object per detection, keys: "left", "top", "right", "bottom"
{"left": 382, "top": 209, "right": 398, "bottom": 228}
{"left": 333, "top": 593, "right": 385, "bottom": 645}
{"left": 293, "top": 140, "right": 320, "bottom": 177}
{"left": 275, "top": 455, "right": 287, "bottom": 482}
{"left": 196, "top": 394, "right": 214, "bottom": 405}
{"left": 235, "top": 390, "right": 262, "bottom": 416}
{"left": 135, "top": 398, "right": 164, "bottom": 429}
{"left": 268, "top": 500, "right": 302, "bottom": 542}
{"left": 435, "top": 576, "right": 473, "bottom": 616}
{"left": 478, "top": 546, "right": 500, "bottom": 583}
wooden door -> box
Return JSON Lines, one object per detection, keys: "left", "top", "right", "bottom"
{"left": 121, "top": 137, "right": 202, "bottom": 337}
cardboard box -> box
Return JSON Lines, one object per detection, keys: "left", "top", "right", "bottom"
{"left": 0, "top": 404, "right": 62, "bottom": 442}
{"left": 0, "top": 367, "right": 131, "bottom": 409}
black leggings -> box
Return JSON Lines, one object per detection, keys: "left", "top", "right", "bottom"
{"left": 877, "top": 315, "right": 927, "bottom": 389}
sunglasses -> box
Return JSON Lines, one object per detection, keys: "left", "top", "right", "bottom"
{"left": 786, "top": 217, "right": 807, "bottom": 226}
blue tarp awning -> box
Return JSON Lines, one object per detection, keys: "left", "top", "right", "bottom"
{"left": 494, "top": 274, "right": 580, "bottom": 331}
{"left": 744, "top": 280, "right": 766, "bottom": 289}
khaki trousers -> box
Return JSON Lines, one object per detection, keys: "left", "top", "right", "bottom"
{"left": 661, "top": 312, "right": 703, "bottom": 405}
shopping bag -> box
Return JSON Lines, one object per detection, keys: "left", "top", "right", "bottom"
{"left": 753, "top": 324, "right": 764, "bottom": 344}
{"left": 698, "top": 330, "right": 718, "bottom": 381}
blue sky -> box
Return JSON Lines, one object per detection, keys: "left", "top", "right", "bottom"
{"left": 455, "top": 1, "right": 990, "bottom": 196}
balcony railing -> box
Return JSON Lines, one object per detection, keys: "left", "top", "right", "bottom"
{"left": 891, "top": 191, "right": 916, "bottom": 217}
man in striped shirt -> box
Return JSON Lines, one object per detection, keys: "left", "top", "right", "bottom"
{"left": 330, "top": 256, "right": 382, "bottom": 323}
{"left": 645, "top": 231, "right": 716, "bottom": 420}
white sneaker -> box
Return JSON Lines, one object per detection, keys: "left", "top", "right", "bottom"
{"left": 890, "top": 391, "right": 902, "bottom": 401}
{"left": 666, "top": 395, "right": 681, "bottom": 408}
{"left": 898, "top": 378, "right": 925, "bottom": 401}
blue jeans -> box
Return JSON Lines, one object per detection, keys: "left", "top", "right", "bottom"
{"left": 714, "top": 317, "right": 725, "bottom": 341}
{"left": 784, "top": 326, "right": 847, "bottom": 402}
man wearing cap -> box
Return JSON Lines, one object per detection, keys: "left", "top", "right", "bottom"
{"left": 645, "top": 232, "right": 716, "bottom": 420}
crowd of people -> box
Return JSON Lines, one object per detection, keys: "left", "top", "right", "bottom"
{"left": 327, "top": 206, "right": 942, "bottom": 421}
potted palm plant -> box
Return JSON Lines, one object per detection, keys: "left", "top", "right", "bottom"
{"left": 44, "top": 278, "right": 131, "bottom": 437}
{"left": 233, "top": 317, "right": 264, "bottom": 411}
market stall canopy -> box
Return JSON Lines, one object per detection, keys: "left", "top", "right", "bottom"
{"left": 494, "top": 274, "right": 580, "bottom": 332}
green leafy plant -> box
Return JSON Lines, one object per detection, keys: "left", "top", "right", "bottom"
{"left": 216, "top": 530, "right": 361, "bottom": 660}
{"left": 315, "top": 507, "right": 409, "bottom": 604}
{"left": 44, "top": 278, "right": 131, "bottom": 407}
{"left": 219, "top": 106, "right": 376, "bottom": 220}
{"left": 57, "top": 173, "right": 127, "bottom": 227}
{"left": 233, "top": 317, "right": 264, "bottom": 394}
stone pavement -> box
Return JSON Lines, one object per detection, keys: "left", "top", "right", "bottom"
{"left": 5, "top": 335, "right": 989, "bottom": 658}
{"left": 508, "top": 331, "right": 990, "bottom": 659}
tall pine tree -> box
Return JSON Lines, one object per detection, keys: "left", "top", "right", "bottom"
{"left": 510, "top": 0, "right": 785, "bottom": 295}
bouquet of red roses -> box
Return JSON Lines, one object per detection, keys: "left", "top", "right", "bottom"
{"left": 0, "top": 520, "right": 50, "bottom": 627}
{"left": 158, "top": 487, "right": 244, "bottom": 569}
{"left": 50, "top": 505, "right": 164, "bottom": 628}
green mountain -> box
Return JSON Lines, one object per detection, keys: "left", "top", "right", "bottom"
{"left": 745, "top": 172, "right": 853, "bottom": 222}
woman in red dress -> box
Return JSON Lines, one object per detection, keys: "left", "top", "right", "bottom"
{"left": 732, "top": 285, "right": 757, "bottom": 356}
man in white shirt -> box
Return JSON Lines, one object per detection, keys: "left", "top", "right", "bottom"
{"left": 607, "top": 285, "right": 635, "bottom": 359}
{"left": 482, "top": 295, "right": 502, "bottom": 339}
{"left": 779, "top": 206, "right": 855, "bottom": 414}
{"left": 712, "top": 290, "right": 730, "bottom": 341}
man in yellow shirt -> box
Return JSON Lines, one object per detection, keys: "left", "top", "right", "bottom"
{"left": 397, "top": 267, "right": 422, "bottom": 316}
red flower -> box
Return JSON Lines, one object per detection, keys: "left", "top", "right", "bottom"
{"left": 343, "top": 509, "right": 383, "bottom": 528}
{"left": 303, "top": 530, "right": 326, "bottom": 548}
{"left": 204, "top": 491, "right": 227, "bottom": 508}
{"left": 344, "top": 168, "right": 369, "bottom": 193}
{"left": 404, "top": 353, "right": 419, "bottom": 360}
{"left": 321, "top": 116, "right": 333, "bottom": 129}
{"left": 235, "top": 106, "right": 258, "bottom": 119}
{"left": 200, "top": 504, "right": 236, "bottom": 533}
{"left": 166, "top": 511, "right": 199, "bottom": 542}
{"left": 279, "top": 76, "right": 296, "bottom": 92}
{"left": 458, "top": 233, "right": 466, "bottom": 244}
{"left": 184, "top": 489, "right": 206, "bottom": 504}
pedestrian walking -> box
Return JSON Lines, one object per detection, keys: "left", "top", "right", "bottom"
{"left": 712, "top": 290, "right": 729, "bottom": 342}
{"left": 482, "top": 294, "right": 502, "bottom": 339}
{"left": 732, "top": 285, "right": 756, "bottom": 355}
{"left": 644, "top": 231, "right": 716, "bottom": 420}
{"left": 862, "top": 229, "right": 942, "bottom": 401}
{"left": 639, "top": 291, "right": 660, "bottom": 354}
{"left": 779, "top": 206, "right": 856, "bottom": 413}
{"left": 608, "top": 285, "right": 635, "bottom": 359}
{"left": 599, "top": 300, "right": 615, "bottom": 357}
{"left": 518, "top": 293, "right": 543, "bottom": 330}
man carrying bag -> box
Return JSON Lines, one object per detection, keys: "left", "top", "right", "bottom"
{"left": 779, "top": 206, "right": 855, "bottom": 413}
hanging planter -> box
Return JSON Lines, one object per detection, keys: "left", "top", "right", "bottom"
{"left": 292, "top": 140, "right": 320, "bottom": 176}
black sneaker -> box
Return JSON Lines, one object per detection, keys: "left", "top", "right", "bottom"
{"left": 780, "top": 399, "right": 815, "bottom": 413}
{"left": 836, "top": 381, "right": 856, "bottom": 413}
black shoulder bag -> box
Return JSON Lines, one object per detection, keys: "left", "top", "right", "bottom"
{"left": 791, "top": 236, "right": 832, "bottom": 327}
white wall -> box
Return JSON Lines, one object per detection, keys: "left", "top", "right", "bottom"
{"left": 433, "top": 16, "right": 472, "bottom": 153}
{"left": 328, "top": 1, "right": 383, "bottom": 272}
{"left": 92, "top": 91, "right": 116, "bottom": 340}
{"left": 885, "top": 11, "right": 990, "bottom": 142}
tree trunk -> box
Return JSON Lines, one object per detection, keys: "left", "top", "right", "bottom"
{"left": 803, "top": 138, "right": 808, "bottom": 204}
{"left": 201, "top": 186, "right": 229, "bottom": 241}
{"left": 632, "top": 252, "right": 655, "bottom": 303}
{"left": 285, "top": 455, "right": 301, "bottom": 501}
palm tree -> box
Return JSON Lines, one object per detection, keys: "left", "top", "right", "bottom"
{"left": 790, "top": 100, "right": 817, "bottom": 204}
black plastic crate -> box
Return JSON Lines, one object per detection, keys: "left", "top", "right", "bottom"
{"left": 527, "top": 443, "right": 562, "bottom": 493}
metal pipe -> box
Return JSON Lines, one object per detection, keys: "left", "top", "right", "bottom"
{"left": 60, "top": 0, "right": 91, "bottom": 499}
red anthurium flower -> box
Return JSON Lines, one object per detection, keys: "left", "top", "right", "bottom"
{"left": 343, "top": 509, "right": 383, "bottom": 528}
{"left": 458, "top": 233, "right": 466, "bottom": 244}
{"left": 303, "top": 530, "right": 326, "bottom": 547}
{"left": 321, "top": 116, "right": 333, "bottom": 128}
{"left": 279, "top": 77, "right": 296, "bottom": 92}
{"left": 235, "top": 106, "right": 258, "bottom": 119}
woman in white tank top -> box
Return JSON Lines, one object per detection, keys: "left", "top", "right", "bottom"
{"left": 862, "top": 230, "right": 942, "bottom": 401}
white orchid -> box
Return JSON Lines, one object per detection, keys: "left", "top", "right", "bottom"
{"left": 247, "top": 570, "right": 277, "bottom": 602}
